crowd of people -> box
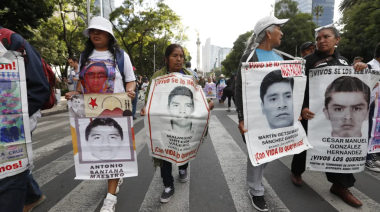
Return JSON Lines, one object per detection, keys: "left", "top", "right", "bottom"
{"left": 1, "top": 13, "right": 380, "bottom": 212}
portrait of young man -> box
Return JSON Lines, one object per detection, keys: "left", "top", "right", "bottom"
{"left": 323, "top": 76, "right": 370, "bottom": 137}
{"left": 69, "top": 95, "right": 85, "bottom": 118}
{"left": 260, "top": 70, "right": 294, "bottom": 129}
{"left": 167, "top": 86, "right": 195, "bottom": 137}
{"left": 82, "top": 118, "right": 131, "bottom": 161}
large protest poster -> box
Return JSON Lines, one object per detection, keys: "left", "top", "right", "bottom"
{"left": 241, "top": 60, "right": 311, "bottom": 166}
{"left": 306, "top": 67, "right": 380, "bottom": 173}
{"left": 0, "top": 52, "right": 33, "bottom": 179}
{"left": 68, "top": 93, "right": 137, "bottom": 179}
{"left": 368, "top": 70, "right": 380, "bottom": 154}
{"left": 145, "top": 73, "right": 210, "bottom": 166}
{"left": 204, "top": 82, "right": 216, "bottom": 98}
{"left": 217, "top": 84, "right": 226, "bottom": 99}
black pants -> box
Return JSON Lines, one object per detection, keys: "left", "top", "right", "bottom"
{"left": 161, "top": 161, "right": 188, "bottom": 187}
{"left": 291, "top": 150, "right": 356, "bottom": 188}
{"left": 221, "top": 91, "right": 235, "bottom": 107}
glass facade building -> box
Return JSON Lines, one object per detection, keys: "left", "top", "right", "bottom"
{"left": 94, "top": 0, "right": 115, "bottom": 20}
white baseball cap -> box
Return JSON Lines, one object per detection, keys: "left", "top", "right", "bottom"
{"left": 83, "top": 16, "right": 116, "bottom": 40}
{"left": 254, "top": 15, "right": 289, "bottom": 37}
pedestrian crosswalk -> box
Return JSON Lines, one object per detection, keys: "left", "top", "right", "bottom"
{"left": 28, "top": 109, "right": 380, "bottom": 212}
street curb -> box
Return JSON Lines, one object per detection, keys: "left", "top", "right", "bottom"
{"left": 41, "top": 108, "right": 68, "bottom": 117}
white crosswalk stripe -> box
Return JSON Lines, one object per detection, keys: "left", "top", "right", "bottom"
{"left": 25, "top": 112, "right": 380, "bottom": 212}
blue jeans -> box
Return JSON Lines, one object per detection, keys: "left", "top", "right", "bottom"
{"left": 0, "top": 170, "right": 28, "bottom": 212}
{"left": 25, "top": 171, "right": 42, "bottom": 204}
{"left": 132, "top": 90, "right": 138, "bottom": 118}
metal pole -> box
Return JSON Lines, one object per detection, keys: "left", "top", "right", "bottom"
{"left": 100, "top": 0, "right": 103, "bottom": 17}
{"left": 153, "top": 45, "right": 155, "bottom": 73}
{"left": 87, "top": 0, "right": 91, "bottom": 26}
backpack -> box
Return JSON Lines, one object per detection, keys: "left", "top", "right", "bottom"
{"left": 0, "top": 28, "right": 56, "bottom": 110}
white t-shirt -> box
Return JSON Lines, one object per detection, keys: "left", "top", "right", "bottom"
{"left": 78, "top": 50, "right": 135, "bottom": 93}
{"left": 142, "top": 82, "right": 149, "bottom": 91}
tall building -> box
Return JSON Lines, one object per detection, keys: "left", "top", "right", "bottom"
{"left": 202, "top": 38, "right": 232, "bottom": 73}
{"left": 94, "top": 0, "right": 115, "bottom": 20}
{"left": 275, "top": 0, "right": 335, "bottom": 26}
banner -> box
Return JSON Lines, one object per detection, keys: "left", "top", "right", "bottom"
{"left": 241, "top": 60, "right": 311, "bottom": 166}
{"left": 68, "top": 93, "right": 138, "bottom": 179}
{"left": 368, "top": 70, "right": 380, "bottom": 154}
{"left": 217, "top": 84, "right": 226, "bottom": 99}
{"left": 145, "top": 73, "right": 210, "bottom": 166}
{"left": 0, "top": 52, "right": 33, "bottom": 179}
{"left": 306, "top": 66, "right": 380, "bottom": 173}
{"left": 204, "top": 82, "right": 216, "bottom": 98}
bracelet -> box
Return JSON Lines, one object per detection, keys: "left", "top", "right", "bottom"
{"left": 77, "top": 90, "right": 83, "bottom": 94}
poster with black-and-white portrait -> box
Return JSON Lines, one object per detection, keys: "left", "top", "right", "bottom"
{"left": 68, "top": 93, "right": 138, "bottom": 179}
{"left": 306, "top": 66, "right": 380, "bottom": 173}
{"left": 241, "top": 60, "right": 311, "bottom": 166}
{"left": 145, "top": 73, "right": 210, "bottom": 166}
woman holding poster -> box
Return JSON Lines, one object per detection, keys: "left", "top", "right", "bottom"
{"left": 235, "top": 15, "right": 289, "bottom": 212}
{"left": 64, "top": 16, "right": 136, "bottom": 212}
{"left": 140, "top": 44, "right": 214, "bottom": 203}
{"left": 291, "top": 24, "right": 368, "bottom": 207}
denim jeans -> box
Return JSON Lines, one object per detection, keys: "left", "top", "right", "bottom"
{"left": 132, "top": 90, "right": 138, "bottom": 118}
{"left": 25, "top": 172, "right": 42, "bottom": 204}
{"left": 0, "top": 170, "right": 28, "bottom": 212}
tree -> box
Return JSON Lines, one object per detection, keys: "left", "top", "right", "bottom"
{"left": 339, "top": 0, "right": 371, "bottom": 12}
{"left": 337, "top": 0, "right": 380, "bottom": 62}
{"left": 313, "top": 5, "right": 324, "bottom": 26}
{"left": 221, "top": 31, "right": 252, "bottom": 76}
{"left": 0, "top": 0, "right": 54, "bottom": 39}
{"left": 110, "top": 0, "right": 187, "bottom": 76}
{"left": 275, "top": 0, "right": 298, "bottom": 17}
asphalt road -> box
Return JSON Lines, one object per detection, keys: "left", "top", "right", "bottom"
{"left": 30, "top": 100, "right": 380, "bottom": 212}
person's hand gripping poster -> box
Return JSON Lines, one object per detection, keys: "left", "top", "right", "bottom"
{"left": 241, "top": 60, "right": 312, "bottom": 166}
{"left": 68, "top": 93, "right": 138, "bottom": 179}
{"left": 145, "top": 73, "right": 210, "bottom": 166}
{"left": 306, "top": 67, "right": 380, "bottom": 173}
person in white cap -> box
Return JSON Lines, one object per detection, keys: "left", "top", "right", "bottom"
{"left": 64, "top": 16, "right": 136, "bottom": 212}
{"left": 235, "top": 15, "right": 289, "bottom": 212}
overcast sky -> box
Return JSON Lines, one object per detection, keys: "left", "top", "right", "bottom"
{"left": 114, "top": 0, "right": 344, "bottom": 66}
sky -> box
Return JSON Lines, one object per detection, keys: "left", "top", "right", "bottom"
{"left": 115, "top": 0, "right": 344, "bottom": 67}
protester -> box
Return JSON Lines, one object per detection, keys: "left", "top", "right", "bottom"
{"left": 0, "top": 26, "right": 50, "bottom": 212}
{"left": 132, "top": 66, "right": 140, "bottom": 120}
{"left": 65, "top": 56, "right": 80, "bottom": 92}
{"left": 235, "top": 15, "right": 289, "bottom": 212}
{"left": 140, "top": 44, "right": 214, "bottom": 203}
{"left": 221, "top": 74, "right": 236, "bottom": 111}
{"left": 352, "top": 56, "right": 363, "bottom": 65}
{"left": 366, "top": 42, "right": 380, "bottom": 172}
{"left": 300, "top": 42, "right": 316, "bottom": 57}
{"left": 198, "top": 76, "right": 206, "bottom": 88}
{"left": 64, "top": 16, "right": 136, "bottom": 212}
{"left": 291, "top": 24, "right": 368, "bottom": 208}
{"left": 185, "top": 61, "right": 199, "bottom": 80}
{"left": 217, "top": 74, "right": 226, "bottom": 85}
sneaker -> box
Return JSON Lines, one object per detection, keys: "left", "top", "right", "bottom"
{"left": 227, "top": 107, "right": 231, "bottom": 112}
{"left": 179, "top": 169, "right": 188, "bottom": 183}
{"left": 23, "top": 195, "right": 46, "bottom": 212}
{"left": 133, "top": 117, "right": 137, "bottom": 120}
{"left": 115, "top": 178, "right": 123, "bottom": 194}
{"left": 365, "top": 160, "right": 380, "bottom": 172}
{"left": 100, "top": 193, "right": 117, "bottom": 212}
{"left": 372, "top": 154, "right": 380, "bottom": 166}
{"left": 247, "top": 190, "right": 268, "bottom": 212}
{"left": 160, "top": 186, "right": 174, "bottom": 203}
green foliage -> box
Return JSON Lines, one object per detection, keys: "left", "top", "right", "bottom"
{"left": 339, "top": 0, "right": 369, "bottom": 12}
{"left": 337, "top": 0, "right": 380, "bottom": 62}
{"left": 312, "top": 5, "right": 324, "bottom": 26}
{"left": 0, "top": 0, "right": 55, "bottom": 39}
{"left": 110, "top": 0, "right": 188, "bottom": 77}
{"left": 221, "top": 31, "right": 252, "bottom": 75}
{"left": 275, "top": 0, "right": 298, "bottom": 17}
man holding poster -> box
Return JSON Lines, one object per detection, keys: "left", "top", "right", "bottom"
{"left": 141, "top": 44, "right": 213, "bottom": 203}
{"left": 293, "top": 24, "right": 373, "bottom": 208}
{"left": 236, "top": 16, "right": 311, "bottom": 212}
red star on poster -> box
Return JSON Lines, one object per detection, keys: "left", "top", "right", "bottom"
{"left": 89, "top": 98, "right": 98, "bottom": 109}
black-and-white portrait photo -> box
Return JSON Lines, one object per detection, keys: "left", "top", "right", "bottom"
{"left": 69, "top": 95, "right": 85, "bottom": 118}
{"left": 167, "top": 86, "right": 195, "bottom": 137}
{"left": 260, "top": 70, "right": 294, "bottom": 129}
{"left": 77, "top": 117, "right": 134, "bottom": 163}
{"left": 323, "top": 76, "right": 370, "bottom": 137}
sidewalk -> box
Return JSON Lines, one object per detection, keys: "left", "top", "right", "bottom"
{"left": 41, "top": 96, "right": 68, "bottom": 117}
